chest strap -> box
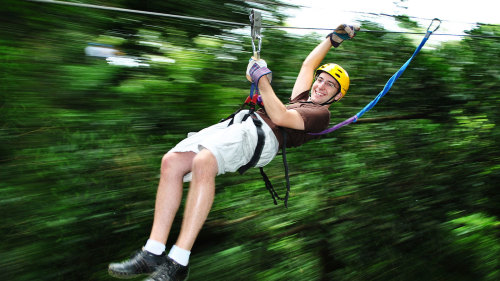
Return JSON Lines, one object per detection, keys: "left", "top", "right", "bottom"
{"left": 237, "top": 111, "right": 265, "bottom": 174}
{"left": 237, "top": 115, "right": 290, "bottom": 207}
{"left": 223, "top": 94, "right": 290, "bottom": 208}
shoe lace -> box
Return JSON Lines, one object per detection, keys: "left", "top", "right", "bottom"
{"left": 152, "top": 262, "right": 180, "bottom": 280}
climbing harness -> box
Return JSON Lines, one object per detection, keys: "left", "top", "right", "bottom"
{"left": 309, "top": 18, "right": 441, "bottom": 135}
{"left": 221, "top": 9, "right": 264, "bottom": 163}
{"left": 220, "top": 93, "right": 290, "bottom": 207}
{"left": 221, "top": 10, "right": 291, "bottom": 207}
{"left": 220, "top": 10, "right": 265, "bottom": 173}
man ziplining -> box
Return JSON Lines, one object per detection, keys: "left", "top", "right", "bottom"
{"left": 108, "top": 23, "right": 359, "bottom": 281}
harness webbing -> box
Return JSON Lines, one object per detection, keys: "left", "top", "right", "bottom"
{"left": 309, "top": 20, "right": 440, "bottom": 136}
{"left": 238, "top": 111, "right": 265, "bottom": 174}
{"left": 259, "top": 129, "right": 290, "bottom": 208}
{"left": 223, "top": 92, "right": 291, "bottom": 208}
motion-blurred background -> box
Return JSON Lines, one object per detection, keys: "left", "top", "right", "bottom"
{"left": 1, "top": 1, "right": 499, "bottom": 280}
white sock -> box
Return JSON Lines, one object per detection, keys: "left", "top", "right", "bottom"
{"left": 168, "top": 245, "right": 191, "bottom": 266}
{"left": 144, "top": 239, "right": 166, "bottom": 255}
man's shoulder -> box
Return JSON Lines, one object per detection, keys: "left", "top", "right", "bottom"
{"left": 289, "top": 90, "right": 310, "bottom": 103}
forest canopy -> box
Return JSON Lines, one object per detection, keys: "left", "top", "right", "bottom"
{"left": 1, "top": 1, "right": 499, "bottom": 280}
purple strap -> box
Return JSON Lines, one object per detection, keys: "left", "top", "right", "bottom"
{"left": 308, "top": 115, "right": 358, "bottom": 136}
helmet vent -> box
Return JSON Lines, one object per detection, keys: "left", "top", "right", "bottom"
{"left": 335, "top": 73, "right": 341, "bottom": 78}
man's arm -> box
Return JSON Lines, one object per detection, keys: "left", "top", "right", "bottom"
{"left": 246, "top": 24, "right": 359, "bottom": 130}
{"left": 291, "top": 38, "right": 333, "bottom": 100}
{"left": 258, "top": 76, "right": 305, "bottom": 130}
{"left": 246, "top": 59, "right": 304, "bottom": 130}
{"left": 291, "top": 24, "right": 360, "bottom": 100}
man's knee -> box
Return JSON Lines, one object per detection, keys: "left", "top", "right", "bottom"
{"left": 191, "top": 149, "right": 218, "bottom": 176}
{"left": 161, "top": 152, "right": 194, "bottom": 174}
{"left": 161, "top": 152, "right": 176, "bottom": 171}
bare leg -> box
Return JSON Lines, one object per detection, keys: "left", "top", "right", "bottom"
{"left": 175, "top": 149, "right": 218, "bottom": 250}
{"left": 149, "top": 151, "right": 196, "bottom": 245}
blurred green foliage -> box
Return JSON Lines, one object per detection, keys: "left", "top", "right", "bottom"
{"left": 1, "top": 1, "right": 500, "bottom": 281}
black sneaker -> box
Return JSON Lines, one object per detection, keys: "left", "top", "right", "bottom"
{"left": 108, "top": 249, "right": 167, "bottom": 279}
{"left": 144, "top": 257, "right": 189, "bottom": 281}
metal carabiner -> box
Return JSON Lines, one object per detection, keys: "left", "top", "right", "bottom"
{"left": 250, "top": 9, "right": 262, "bottom": 59}
{"left": 427, "top": 18, "right": 442, "bottom": 34}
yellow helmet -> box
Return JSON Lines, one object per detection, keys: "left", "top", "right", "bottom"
{"left": 315, "top": 63, "right": 350, "bottom": 100}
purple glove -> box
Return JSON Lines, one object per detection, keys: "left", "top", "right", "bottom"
{"left": 327, "top": 24, "right": 360, "bottom": 47}
{"left": 246, "top": 58, "right": 272, "bottom": 85}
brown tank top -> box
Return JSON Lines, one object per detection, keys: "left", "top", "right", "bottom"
{"left": 257, "top": 91, "right": 331, "bottom": 148}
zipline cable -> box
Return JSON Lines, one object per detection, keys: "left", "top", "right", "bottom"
{"left": 262, "top": 25, "right": 500, "bottom": 38}
{"left": 26, "top": 0, "right": 247, "bottom": 27}
{"left": 341, "top": 9, "right": 500, "bottom": 27}
{"left": 27, "top": 0, "right": 500, "bottom": 39}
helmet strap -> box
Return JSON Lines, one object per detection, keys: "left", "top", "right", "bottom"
{"left": 320, "top": 89, "right": 342, "bottom": 105}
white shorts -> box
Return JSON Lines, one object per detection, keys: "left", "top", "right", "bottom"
{"left": 169, "top": 110, "right": 279, "bottom": 182}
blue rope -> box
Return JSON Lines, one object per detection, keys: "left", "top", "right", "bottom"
{"left": 249, "top": 82, "right": 257, "bottom": 99}
{"left": 309, "top": 29, "right": 434, "bottom": 136}
{"left": 354, "top": 31, "right": 431, "bottom": 120}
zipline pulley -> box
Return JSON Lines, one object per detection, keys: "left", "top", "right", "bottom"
{"left": 250, "top": 9, "right": 262, "bottom": 59}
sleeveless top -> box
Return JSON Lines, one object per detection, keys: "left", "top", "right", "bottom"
{"left": 257, "top": 91, "right": 331, "bottom": 148}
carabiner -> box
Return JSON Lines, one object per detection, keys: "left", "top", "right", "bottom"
{"left": 250, "top": 9, "right": 262, "bottom": 59}
{"left": 427, "top": 18, "right": 441, "bottom": 34}
{"left": 251, "top": 35, "right": 262, "bottom": 59}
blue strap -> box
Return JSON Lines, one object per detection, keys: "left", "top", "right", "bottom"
{"left": 249, "top": 82, "right": 258, "bottom": 99}
{"left": 354, "top": 31, "right": 431, "bottom": 120}
{"left": 309, "top": 29, "right": 434, "bottom": 136}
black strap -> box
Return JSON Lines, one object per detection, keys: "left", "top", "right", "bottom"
{"left": 220, "top": 108, "right": 242, "bottom": 126}
{"left": 260, "top": 167, "right": 279, "bottom": 205}
{"left": 223, "top": 103, "right": 291, "bottom": 207}
{"left": 280, "top": 128, "right": 290, "bottom": 207}
{"left": 259, "top": 128, "right": 290, "bottom": 208}
{"left": 238, "top": 112, "right": 265, "bottom": 174}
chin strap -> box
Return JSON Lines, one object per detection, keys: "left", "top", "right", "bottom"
{"left": 317, "top": 88, "right": 342, "bottom": 106}
{"left": 320, "top": 93, "right": 341, "bottom": 105}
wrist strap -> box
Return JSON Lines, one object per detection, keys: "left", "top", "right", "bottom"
{"left": 327, "top": 33, "right": 340, "bottom": 47}
{"left": 250, "top": 64, "right": 271, "bottom": 87}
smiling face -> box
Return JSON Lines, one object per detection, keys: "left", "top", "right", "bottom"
{"left": 309, "top": 72, "right": 340, "bottom": 105}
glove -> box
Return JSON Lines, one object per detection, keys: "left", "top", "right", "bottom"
{"left": 327, "top": 24, "right": 360, "bottom": 48}
{"left": 246, "top": 57, "right": 272, "bottom": 85}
